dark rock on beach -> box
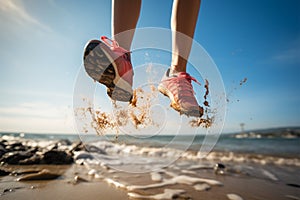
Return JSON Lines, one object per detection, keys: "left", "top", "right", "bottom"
{"left": 214, "top": 163, "right": 226, "bottom": 175}
{"left": 42, "top": 150, "right": 73, "bottom": 165}
{"left": 58, "top": 139, "right": 72, "bottom": 146}
{"left": 0, "top": 149, "right": 7, "bottom": 158}
{"left": 286, "top": 183, "right": 300, "bottom": 188}
{"left": 85, "top": 144, "right": 106, "bottom": 155}
{"left": 0, "top": 151, "right": 34, "bottom": 165}
{"left": 19, "top": 154, "right": 42, "bottom": 165}
{"left": 70, "top": 141, "right": 85, "bottom": 152}
{"left": 0, "top": 135, "right": 85, "bottom": 165}
{"left": 0, "top": 169, "right": 11, "bottom": 176}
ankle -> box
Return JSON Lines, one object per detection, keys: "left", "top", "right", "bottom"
{"left": 169, "top": 67, "right": 178, "bottom": 76}
{"left": 170, "top": 65, "right": 186, "bottom": 74}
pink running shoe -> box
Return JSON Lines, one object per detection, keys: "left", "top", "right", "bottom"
{"left": 83, "top": 36, "right": 133, "bottom": 102}
{"left": 158, "top": 69, "right": 204, "bottom": 117}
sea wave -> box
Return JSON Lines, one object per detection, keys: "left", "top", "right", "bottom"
{"left": 1, "top": 132, "right": 299, "bottom": 168}
{"left": 77, "top": 140, "right": 300, "bottom": 167}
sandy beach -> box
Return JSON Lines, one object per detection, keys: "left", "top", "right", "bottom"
{"left": 0, "top": 132, "right": 299, "bottom": 200}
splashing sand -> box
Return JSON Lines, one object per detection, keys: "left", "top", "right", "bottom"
{"left": 203, "top": 79, "right": 210, "bottom": 107}
{"left": 76, "top": 84, "right": 160, "bottom": 134}
{"left": 189, "top": 117, "right": 213, "bottom": 128}
{"left": 127, "top": 87, "right": 158, "bottom": 129}
{"left": 239, "top": 77, "right": 247, "bottom": 86}
{"left": 188, "top": 79, "right": 214, "bottom": 128}
{"left": 226, "top": 77, "right": 248, "bottom": 103}
{"left": 76, "top": 78, "right": 214, "bottom": 133}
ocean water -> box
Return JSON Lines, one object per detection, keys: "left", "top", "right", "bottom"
{"left": 1, "top": 127, "right": 299, "bottom": 161}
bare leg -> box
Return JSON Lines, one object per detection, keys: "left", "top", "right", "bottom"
{"left": 112, "top": 0, "right": 141, "bottom": 51}
{"left": 171, "top": 0, "right": 201, "bottom": 73}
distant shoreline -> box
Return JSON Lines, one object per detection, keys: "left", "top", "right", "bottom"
{"left": 1, "top": 126, "right": 300, "bottom": 137}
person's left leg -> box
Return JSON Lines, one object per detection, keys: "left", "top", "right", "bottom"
{"left": 158, "top": 0, "right": 203, "bottom": 117}
{"left": 170, "top": 0, "right": 201, "bottom": 73}
{"left": 112, "top": 0, "right": 141, "bottom": 51}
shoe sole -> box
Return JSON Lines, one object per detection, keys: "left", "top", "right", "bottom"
{"left": 83, "top": 40, "right": 133, "bottom": 102}
{"left": 158, "top": 84, "right": 203, "bottom": 117}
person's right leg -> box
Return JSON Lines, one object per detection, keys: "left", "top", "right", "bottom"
{"left": 112, "top": 0, "right": 141, "bottom": 51}
{"left": 83, "top": 0, "right": 141, "bottom": 102}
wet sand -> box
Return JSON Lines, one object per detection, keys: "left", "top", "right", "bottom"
{"left": 0, "top": 165, "right": 128, "bottom": 200}
{"left": 0, "top": 164, "right": 299, "bottom": 200}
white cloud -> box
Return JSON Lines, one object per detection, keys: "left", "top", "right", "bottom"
{"left": 0, "top": 102, "right": 75, "bottom": 133}
{"left": 0, "top": 88, "right": 73, "bottom": 100}
{"left": 0, "top": 116, "right": 74, "bottom": 133}
{"left": 0, "top": 0, "right": 52, "bottom": 32}
{"left": 0, "top": 102, "right": 63, "bottom": 118}
{"left": 272, "top": 38, "right": 300, "bottom": 65}
{"left": 273, "top": 47, "right": 300, "bottom": 64}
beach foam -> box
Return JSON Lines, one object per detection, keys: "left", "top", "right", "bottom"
{"left": 227, "top": 194, "right": 244, "bottom": 200}
{"left": 194, "top": 183, "right": 211, "bottom": 191}
{"left": 150, "top": 171, "right": 163, "bottom": 182}
{"left": 127, "top": 174, "right": 222, "bottom": 191}
{"left": 128, "top": 189, "right": 186, "bottom": 200}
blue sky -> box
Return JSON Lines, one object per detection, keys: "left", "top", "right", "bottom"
{"left": 0, "top": 0, "right": 299, "bottom": 134}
